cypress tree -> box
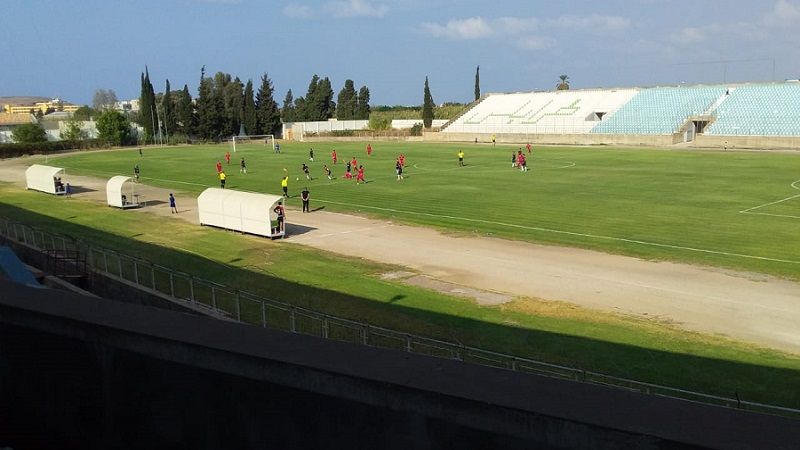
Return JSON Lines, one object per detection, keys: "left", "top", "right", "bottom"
{"left": 242, "top": 79, "right": 258, "bottom": 135}
{"left": 337, "top": 79, "right": 357, "bottom": 120}
{"left": 139, "top": 67, "right": 157, "bottom": 142}
{"left": 176, "top": 84, "right": 195, "bottom": 136}
{"left": 255, "top": 73, "right": 281, "bottom": 135}
{"left": 356, "top": 86, "right": 370, "bottom": 120}
{"left": 161, "top": 79, "right": 175, "bottom": 139}
{"left": 422, "top": 77, "right": 434, "bottom": 128}
{"left": 474, "top": 65, "right": 480, "bottom": 101}
{"left": 281, "top": 89, "right": 296, "bottom": 123}
{"left": 195, "top": 66, "right": 225, "bottom": 141}
{"left": 298, "top": 75, "right": 320, "bottom": 120}
{"left": 316, "top": 77, "right": 335, "bottom": 120}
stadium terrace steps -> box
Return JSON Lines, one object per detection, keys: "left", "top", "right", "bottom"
{"left": 705, "top": 83, "right": 800, "bottom": 136}
{"left": 591, "top": 86, "right": 727, "bottom": 135}
{"left": 444, "top": 89, "right": 638, "bottom": 135}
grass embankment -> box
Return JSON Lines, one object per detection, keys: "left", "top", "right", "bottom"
{"left": 2, "top": 184, "right": 800, "bottom": 408}
{"left": 50, "top": 141, "right": 800, "bottom": 280}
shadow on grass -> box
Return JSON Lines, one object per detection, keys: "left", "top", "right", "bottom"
{"left": 1, "top": 203, "right": 799, "bottom": 409}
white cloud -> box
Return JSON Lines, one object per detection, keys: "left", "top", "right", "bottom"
{"left": 763, "top": 0, "right": 800, "bottom": 25}
{"left": 420, "top": 13, "right": 629, "bottom": 49}
{"left": 517, "top": 36, "right": 556, "bottom": 51}
{"left": 421, "top": 17, "right": 492, "bottom": 40}
{"left": 548, "top": 14, "right": 630, "bottom": 32}
{"left": 283, "top": 3, "right": 314, "bottom": 18}
{"left": 284, "top": 0, "right": 388, "bottom": 19}
{"left": 326, "top": 0, "right": 388, "bottom": 18}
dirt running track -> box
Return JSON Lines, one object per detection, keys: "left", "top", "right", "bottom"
{"left": 3, "top": 157, "right": 800, "bottom": 354}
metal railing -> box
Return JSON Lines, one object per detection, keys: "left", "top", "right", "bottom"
{"left": 1, "top": 217, "right": 798, "bottom": 418}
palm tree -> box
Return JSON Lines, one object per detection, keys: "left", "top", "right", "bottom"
{"left": 556, "top": 74, "right": 570, "bottom": 90}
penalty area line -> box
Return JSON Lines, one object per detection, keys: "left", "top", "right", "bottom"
{"left": 314, "top": 199, "right": 800, "bottom": 265}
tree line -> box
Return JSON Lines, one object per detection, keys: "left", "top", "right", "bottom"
{"left": 135, "top": 67, "right": 372, "bottom": 143}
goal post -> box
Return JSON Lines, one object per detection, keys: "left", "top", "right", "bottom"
{"left": 231, "top": 134, "right": 275, "bottom": 153}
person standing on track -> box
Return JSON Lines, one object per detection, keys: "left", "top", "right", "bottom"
{"left": 134, "top": 164, "right": 140, "bottom": 182}
{"left": 273, "top": 201, "right": 285, "bottom": 235}
{"left": 301, "top": 187, "right": 310, "bottom": 213}
{"left": 169, "top": 193, "right": 178, "bottom": 213}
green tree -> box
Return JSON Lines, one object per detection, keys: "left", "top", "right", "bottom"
{"left": 474, "top": 65, "right": 480, "bottom": 101}
{"left": 195, "top": 66, "right": 224, "bottom": 141}
{"left": 242, "top": 79, "right": 258, "bottom": 135}
{"left": 161, "top": 79, "right": 176, "bottom": 138}
{"left": 336, "top": 79, "right": 357, "bottom": 120}
{"left": 356, "top": 85, "right": 370, "bottom": 120}
{"left": 60, "top": 119, "right": 85, "bottom": 142}
{"left": 139, "top": 67, "right": 157, "bottom": 142}
{"left": 72, "top": 106, "right": 96, "bottom": 121}
{"left": 281, "top": 89, "right": 296, "bottom": 123}
{"left": 216, "top": 73, "right": 243, "bottom": 136}
{"left": 422, "top": 76, "right": 434, "bottom": 128}
{"left": 96, "top": 110, "right": 131, "bottom": 146}
{"left": 316, "top": 77, "right": 335, "bottom": 120}
{"left": 12, "top": 123, "right": 47, "bottom": 143}
{"left": 176, "top": 84, "right": 195, "bottom": 136}
{"left": 296, "top": 74, "right": 320, "bottom": 121}
{"left": 557, "top": 74, "right": 570, "bottom": 90}
{"left": 255, "top": 73, "right": 281, "bottom": 135}
{"left": 92, "top": 89, "right": 118, "bottom": 111}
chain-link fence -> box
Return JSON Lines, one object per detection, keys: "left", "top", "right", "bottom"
{"left": 2, "top": 217, "right": 798, "bottom": 418}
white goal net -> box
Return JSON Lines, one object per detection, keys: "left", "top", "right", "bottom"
{"left": 231, "top": 134, "right": 275, "bottom": 153}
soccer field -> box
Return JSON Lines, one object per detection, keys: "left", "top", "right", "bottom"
{"left": 50, "top": 141, "right": 800, "bottom": 279}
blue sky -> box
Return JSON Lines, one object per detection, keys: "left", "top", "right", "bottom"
{"left": 2, "top": 0, "right": 800, "bottom": 106}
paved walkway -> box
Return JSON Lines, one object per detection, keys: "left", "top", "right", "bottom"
{"left": 3, "top": 157, "right": 800, "bottom": 354}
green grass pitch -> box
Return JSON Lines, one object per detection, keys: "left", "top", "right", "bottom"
{"left": 50, "top": 141, "right": 800, "bottom": 280}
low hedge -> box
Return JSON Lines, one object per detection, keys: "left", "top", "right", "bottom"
{"left": 0, "top": 139, "right": 107, "bottom": 159}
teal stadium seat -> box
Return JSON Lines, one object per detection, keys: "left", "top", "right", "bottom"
{"left": 705, "top": 83, "right": 800, "bottom": 136}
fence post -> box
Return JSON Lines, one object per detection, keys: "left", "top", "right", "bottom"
{"left": 103, "top": 251, "right": 108, "bottom": 273}
{"left": 261, "top": 301, "right": 267, "bottom": 328}
{"left": 510, "top": 358, "right": 518, "bottom": 371}
{"left": 322, "top": 318, "right": 329, "bottom": 339}
{"left": 133, "top": 260, "right": 139, "bottom": 285}
{"left": 189, "top": 277, "right": 195, "bottom": 303}
{"left": 117, "top": 255, "right": 123, "bottom": 278}
{"left": 169, "top": 272, "right": 175, "bottom": 297}
{"left": 405, "top": 335, "right": 412, "bottom": 352}
{"left": 211, "top": 286, "right": 217, "bottom": 310}
{"left": 290, "top": 308, "right": 296, "bottom": 332}
{"left": 235, "top": 291, "right": 241, "bottom": 322}
{"left": 361, "top": 326, "right": 368, "bottom": 345}
{"left": 151, "top": 266, "right": 156, "bottom": 290}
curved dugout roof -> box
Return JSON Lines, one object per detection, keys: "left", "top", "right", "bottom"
{"left": 25, "top": 164, "right": 64, "bottom": 194}
{"left": 106, "top": 176, "right": 134, "bottom": 207}
{"left": 197, "top": 188, "right": 284, "bottom": 237}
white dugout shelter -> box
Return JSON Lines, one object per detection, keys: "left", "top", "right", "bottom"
{"left": 197, "top": 188, "right": 285, "bottom": 238}
{"left": 106, "top": 176, "right": 140, "bottom": 209}
{"left": 25, "top": 164, "right": 67, "bottom": 195}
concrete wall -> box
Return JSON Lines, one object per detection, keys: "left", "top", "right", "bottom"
{"left": 693, "top": 134, "right": 800, "bottom": 149}
{"left": 426, "top": 131, "right": 676, "bottom": 147}
{"left": 2, "top": 279, "right": 799, "bottom": 450}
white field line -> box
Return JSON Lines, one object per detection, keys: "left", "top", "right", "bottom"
{"left": 313, "top": 199, "right": 800, "bottom": 265}
{"left": 739, "top": 179, "right": 800, "bottom": 218}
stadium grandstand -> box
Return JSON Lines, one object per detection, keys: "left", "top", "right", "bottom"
{"left": 440, "top": 81, "right": 800, "bottom": 147}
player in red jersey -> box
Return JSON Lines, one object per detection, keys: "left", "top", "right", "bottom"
{"left": 366, "top": 143, "right": 373, "bottom": 156}
{"left": 225, "top": 151, "right": 231, "bottom": 165}
{"left": 331, "top": 149, "right": 338, "bottom": 164}
{"left": 526, "top": 143, "right": 532, "bottom": 154}
{"left": 351, "top": 156, "right": 358, "bottom": 170}
{"left": 216, "top": 160, "right": 223, "bottom": 173}
{"left": 356, "top": 165, "right": 365, "bottom": 184}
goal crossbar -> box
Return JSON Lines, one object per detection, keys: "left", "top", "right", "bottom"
{"left": 231, "top": 134, "right": 275, "bottom": 152}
